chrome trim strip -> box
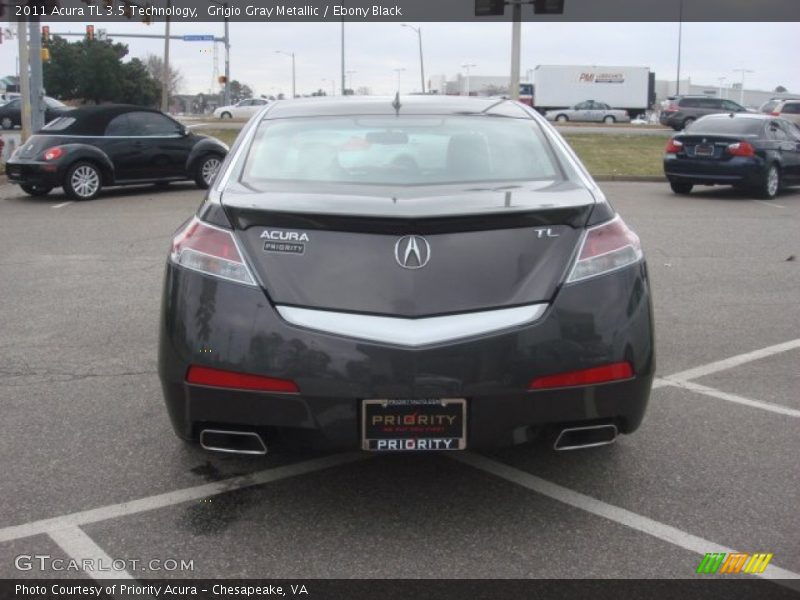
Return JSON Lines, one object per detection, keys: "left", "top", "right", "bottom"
{"left": 275, "top": 303, "right": 548, "bottom": 347}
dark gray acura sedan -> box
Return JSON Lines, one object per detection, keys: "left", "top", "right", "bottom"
{"left": 158, "top": 96, "right": 654, "bottom": 455}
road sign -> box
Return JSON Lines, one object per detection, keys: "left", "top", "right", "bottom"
{"left": 183, "top": 35, "right": 215, "bottom": 42}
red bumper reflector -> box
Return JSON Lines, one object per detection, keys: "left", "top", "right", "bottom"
{"left": 186, "top": 366, "right": 299, "bottom": 393}
{"left": 528, "top": 362, "right": 634, "bottom": 390}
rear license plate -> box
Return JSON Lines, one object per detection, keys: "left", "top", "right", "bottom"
{"left": 695, "top": 144, "right": 715, "bottom": 157}
{"left": 362, "top": 399, "right": 466, "bottom": 451}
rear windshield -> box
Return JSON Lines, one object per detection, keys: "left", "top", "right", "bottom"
{"left": 687, "top": 117, "right": 764, "bottom": 135}
{"left": 759, "top": 100, "right": 779, "bottom": 113}
{"left": 41, "top": 116, "right": 76, "bottom": 131}
{"left": 240, "top": 116, "right": 561, "bottom": 186}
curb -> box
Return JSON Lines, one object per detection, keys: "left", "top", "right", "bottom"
{"left": 593, "top": 175, "right": 665, "bottom": 183}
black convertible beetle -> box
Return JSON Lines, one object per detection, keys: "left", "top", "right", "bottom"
{"left": 5, "top": 104, "right": 228, "bottom": 200}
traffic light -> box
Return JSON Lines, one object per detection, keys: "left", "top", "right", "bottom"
{"left": 534, "top": 0, "right": 564, "bottom": 14}
{"left": 42, "top": 26, "right": 50, "bottom": 43}
{"left": 41, "top": 48, "right": 51, "bottom": 62}
{"left": 474, "top": 0, "right": 504, "bottom": 16}
{"left": 86, "top": 25, "right": 95, "bottom": 41}
{"left": 218, "top": 76, "right": 227, "bottom": 84}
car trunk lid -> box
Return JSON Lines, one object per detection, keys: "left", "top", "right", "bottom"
{"left": 223, "top": 180, "right": 596, "bottom": 317}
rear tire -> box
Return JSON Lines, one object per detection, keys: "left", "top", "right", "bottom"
{"left": 1, "top": 116, "right": 13, "bottom": 129}
{"left": 195, "top": 154, "right": 222, "bottom": 189}
{"left": 63, "top": 161, "right": 102, "bottom": 201}
{"left": 20, "top": 183, "right": 53, "bottom": 197}
{"left": 670, "top": 181, "right": 693, "bottom": 195}
{"left": 603, "top": 115, "right": 616, "bottom": 124}
{"left": 759, "top": 164, "right": 780, "bottom": 199}
{"left": 221, "top": 112, "right": 232, "bottom": 119}
{"left": 555, "top": 114, "right": 568, "bottom": 123}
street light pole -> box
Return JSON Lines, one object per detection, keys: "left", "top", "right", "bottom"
{"left": 161, "top": 0, "right": 171, "bottom": 113}
{"left": 733, "top": 68, "right": 754, "bottom": 105}
{"left": 275, "top": 51, "right": 296, "bottom": 98}
{"left": 675, "top": 0, "right": 683, "bottom": 95}
{"left": 509, "top": 1, "right": 521, "bottom": 100}
{"left": 346, "top": 70, "right": 356, "bottom": 94}
{"left": 717, "top": 77, "right": 726, "bottom": 99}
{"left": 401, "top": 24, "right": 425, "bottom": 94}
{"left": 461, "top": 63, "right": 476, "bottom": 96}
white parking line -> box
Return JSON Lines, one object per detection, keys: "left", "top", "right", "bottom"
{"left": 450, "top": 452, "right": 800, "bottom": 583}
{"left": 49, "top": 526, "right": 135, "bottom": 580}
{"left": 752, "top": 199, "right": 787, "bottom": 209}
{"left": 0, "top": 452, "right": 369, "bottom": 544}
{"left": 664, "top": 338, "right": 800, "bottom": 383}
{"left": 660, "top": 378, "right": 800, "bottom": 418}
{"left": 51, "top": 201, "right": 74, "bottom": 209}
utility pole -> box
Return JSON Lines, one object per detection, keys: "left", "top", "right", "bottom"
{"left": 28, "top": 18, "right": 44, "bottom": 132}
{"left": 275, "top": 51, "right": 296, "bottom": 98}
{"left": 675, "top": 0, "right": 683, "bottom": 95}
{"left": 17, "top": 18, "right": 31, "bottom": 142}
{"left": 340, "top": 18, "right": 345, "bottom": 96}
{"left": 161, "top": 0, "right": 171, "bottom": 113}
{"left": 223, "top": 11, "right": 230, "bottom": 105}
{"left": 394, "top": 67, "right": 406, "bottom": 93}
{"left": 509, "top": 1, "right": 521, "bottom": 100}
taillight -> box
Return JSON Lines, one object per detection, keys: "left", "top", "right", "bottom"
{"left": 43, "top": 146, "right": 64, "bottom": 161}
{"left": 726, "top": 141, "right": 755, "bottom": 157}
{"left": 665, "top": 138, "right": 683, "bottom": 154}
{"left": 187, "top": 366, "right": 299, "bottom": 393}
{"left": 770, "top": 111, "right": 780, "bottom": 116}
{"left": 663, "top": 103, "right": 678, "bottom": 112}
{"left": 566, "top": 216, "right": 643, "bottom": 283}
{"left": 528, "top": 362, "right": 634, "bottom": 390}
{"left": 170, "top": 216, "right": 256, "bottom": 286}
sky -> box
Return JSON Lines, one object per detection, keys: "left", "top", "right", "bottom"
{"left": 1, "top": 21, "right": 798, "bottom": 98}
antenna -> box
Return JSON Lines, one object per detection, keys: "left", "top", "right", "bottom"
{"left": 392, "top": 92, "right": 401, "bottom": 115}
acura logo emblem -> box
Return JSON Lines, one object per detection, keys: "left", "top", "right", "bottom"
{"left": 394, "top": 235, "right": 431, "bottom": 269}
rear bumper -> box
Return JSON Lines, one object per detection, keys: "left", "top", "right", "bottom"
{"left": 663, "top": 155, "right": 766, "bottom": 186}
{"left": 5, "top": 159, "right": 62, "bottom": 188}
{"left": 158, "top": 261, "right": 655, "bottom": 450}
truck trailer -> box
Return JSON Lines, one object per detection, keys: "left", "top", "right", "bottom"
{"left": 532, "top": 65, "right": 655, "bottom": 118}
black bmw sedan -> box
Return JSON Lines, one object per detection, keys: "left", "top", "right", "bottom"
{"left": 0, "top": 96, "right": 70, "bottom": 130}
{"left": 5, "top": 105, "right": 228, "bottom": 200}
{"left": 158, "top": 96, "right": 655, "bottom": 455}
{"left": 663, "top": 113, "right": 800, "bottom": 198}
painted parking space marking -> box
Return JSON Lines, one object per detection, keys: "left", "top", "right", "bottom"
{"left": 664, "top": 338, "right": 800, "bottom": 383}
{"left": 659, "top": 378, "right": 800, "bottom": 418}
{"left": 450, "top": 452, "right": 800, "bottom": 584}
{"left": 52, "top": 201, "right": 74, "bottom": 209}
{"left": 49, "top": 526, "right": 135, "bottom": 581}
{"left": 752, "top": 199, "right": 787, "bottom": 209}
{"left": 0, "top": 452, "right": 369, "bottom": 544}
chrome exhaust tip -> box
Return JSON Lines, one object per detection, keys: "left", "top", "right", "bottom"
{"left": 553, "top": 423, "right": 618, "bottom": 451}
{"left": 200, "top": 429, "right": 267, "bottom": 455}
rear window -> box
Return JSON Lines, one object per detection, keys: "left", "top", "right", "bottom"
{"left": 687, "top": 117, "right": 764, "bottom": 135}
{"left": 240, "top": 116, "right": 561, "bottom": 186}
{"left": 781, "top": 102, "right": 800, "bottom": 115}
{"left": 760, "top": 100, "right": 780, "bottom": 113}
{"left": 41, "top": 116, "right": 76, "bottom": 131}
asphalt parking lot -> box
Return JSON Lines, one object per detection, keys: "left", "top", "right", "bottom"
{"left": 0, "top": 180, "right": 798, "bottom": 583}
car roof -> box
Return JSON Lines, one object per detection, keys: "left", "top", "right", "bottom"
{"left": 263, "top": 95, "right": 525, "bottom": 119}
{"left": 43, "top": 104, "right": 167, "bottom": 136}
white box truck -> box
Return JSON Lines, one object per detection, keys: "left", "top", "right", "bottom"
{"left": 533, "top": 65, "right": 654, "bottom": 118}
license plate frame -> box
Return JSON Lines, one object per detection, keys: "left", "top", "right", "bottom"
{"left": 361, "top": 398, "right": 467, "bottom": 451}
{"left": 695, "top": 144, "right": 715, "bottom": 157}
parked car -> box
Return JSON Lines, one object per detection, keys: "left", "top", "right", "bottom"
{"left": 212, "top": 98, "right": 269, "bottom": 119}
{"left": 758, "top": 97, "right": 800, "bottom": 115}
{"left": 763, "top": 99, "right": 800, "bottom": 126}
{"left": 0, "top": 96, "right": 70, "bottom": 129}
{"left": 158, "top": 96, "right": 654, "bottom": 455}
{"left": 660, "top": 95, "right": 748, "bottom": 130}
{"left": 5, "top": 104, "right": 228, "bottom": 200}
{"left": 545, "top": 100, "right": 631, "bottom": 124}
{"left": 663, "top": 113, "right": 800, "bottom": 198}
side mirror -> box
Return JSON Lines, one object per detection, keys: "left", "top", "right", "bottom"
{"left": 179, "top": 126, "right": 189, "bottom": 137}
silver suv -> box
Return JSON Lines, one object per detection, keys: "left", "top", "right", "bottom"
{"left": 660, "top": 95, "right": 747, "bottom": 130}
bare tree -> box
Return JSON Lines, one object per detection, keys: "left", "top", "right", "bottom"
{"left": 145, "top": 54, "right": 184, "bottom": 97}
